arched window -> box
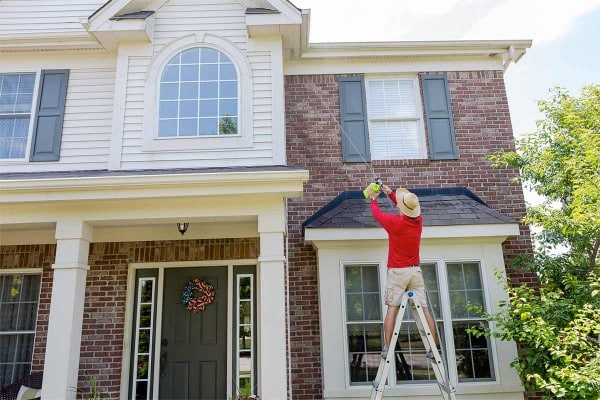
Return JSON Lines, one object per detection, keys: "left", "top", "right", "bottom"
{"left": 158, "top": 47, "right": 238, "bottom": 137}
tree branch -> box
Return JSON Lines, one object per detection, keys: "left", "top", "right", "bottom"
{"left": 590, "top": 233, "right": 600, "bottom": 274}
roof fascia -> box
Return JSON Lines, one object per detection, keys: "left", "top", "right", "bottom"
{"left": 305, "top": 223, "right": 520, "bottom": 247}
{"left": 0, "top": 169, "right": 309, "bottom": 204}
{"left": 298, "top": 39, "right": 531, "bottom": 70}
{"left": 0, "top": 32, "right": 104, "bottom": 53}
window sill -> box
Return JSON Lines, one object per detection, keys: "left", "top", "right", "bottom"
{"left": 369, "top": 158, "right": 432, "bottom": 167}
{"left": 141, "top": 133, "right": 253, "bottom": 152}
{"left": 325, "top": 382, "right": 523, "bottom": 399}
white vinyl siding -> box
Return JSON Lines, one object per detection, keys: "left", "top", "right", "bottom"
{"left": 59, "top": 68, "right": 114, "bottom": 166}
{"left": 366, "top": 77, "right": 426, "bottom": 160}
{"left": 1, "top": 0, "right": 280, "bottom": 171}
{"left": 121, "top": 0, "right": 276, "bottom": 169}
{"left": 0, "top": 66, "right": 114, "bottom": 172}
{"left": 0, "top": 0, "right": 102, "bottom": 37}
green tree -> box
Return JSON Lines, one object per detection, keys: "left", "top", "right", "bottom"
{"left": 482, "top": 85, "right": 600, "bottom": 399}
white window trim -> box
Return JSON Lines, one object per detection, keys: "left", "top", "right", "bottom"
{"left": 0, "top": 71, "right": 41, "bottom": 163}
{"left": 364, "top": 74, "right": 427, "bottom": 160}
{"left": 313, "top": 232, "right": 523, "bottom": 398}
{"left": 236, "top": 273, "right": 255, "bottom": 393}
{"left": 131, "top": 276, "right": 156, "bottom": 400}
{"left": 339, "top": 262, "right": 384, "bottom": 389}
{"left": 142, "top": 34, "right": 253, "bottom": 152}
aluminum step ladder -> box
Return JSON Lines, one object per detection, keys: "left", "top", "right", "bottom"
{"left": 370, "top": 291, "right": 457, "bottom": 400}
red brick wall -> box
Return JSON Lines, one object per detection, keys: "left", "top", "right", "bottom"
{"left": 1, "top": 238, "right": 258, "bottom": 397}
{"left": 284, "top": 71, "right": 536, "bottom": 399}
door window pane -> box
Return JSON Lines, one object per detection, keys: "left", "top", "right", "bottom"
{"left": 0, "top": 274, "right": 41, "bottom": 389}
{"left": 235, "top": 274, "right": 255, "bottom": 395}
{"left": 132, "top": 277, "right": 156, "bottom": 400}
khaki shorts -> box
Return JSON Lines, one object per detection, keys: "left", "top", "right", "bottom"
{"left": 384, "top": 266, "right": 427, "bottom": 307}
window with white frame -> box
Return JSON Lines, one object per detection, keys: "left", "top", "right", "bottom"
{"left": 0, "top": 273, "right": 41, "bottom": 388}
{"left": 343, "top": 261, "right": 494, "bottom": 386}
{"left": 447, "top": 262, "right": 494, "bottom": 381}
{"left": 131, "top": 277, "right": 156, "bottom": 400}
{"left": 365, "top": 77, "right": 426, "bottom": 160}
{"left": 0, "top": 73, "right": 36, "bottom": 159}
{"left": 344, "top": 264, "right": 383, "bottom": 384}
{"left": 158, "top": 47, "right": 238, "bottom": 138}
{"left": 236, "top": 274, "right": 255, "bottom": 393}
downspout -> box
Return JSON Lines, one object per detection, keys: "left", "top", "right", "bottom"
{"left": 285, "top": 198, "right": 293, "bottom": 400}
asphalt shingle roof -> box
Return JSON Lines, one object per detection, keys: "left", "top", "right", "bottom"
{"left": 303, "top": 188, "right": 514, "bottom": 229}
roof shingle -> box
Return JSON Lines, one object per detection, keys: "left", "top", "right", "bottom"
{"left": 303, "top": 188, "right": 514, "bottom": 229}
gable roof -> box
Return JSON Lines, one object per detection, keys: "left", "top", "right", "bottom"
{"left": 303, "top": 187, "right": 514, "bottom": 229}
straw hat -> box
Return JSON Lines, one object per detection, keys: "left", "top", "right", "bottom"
{"left": 396, "top": 188, "right": 421, "bottom": 218}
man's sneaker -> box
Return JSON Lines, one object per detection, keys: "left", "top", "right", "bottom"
{"left": 425, "top": 350, "right": 435, "bottom": 361}
{"left": 381, "top": 348, "right": 389, "bottom": 359}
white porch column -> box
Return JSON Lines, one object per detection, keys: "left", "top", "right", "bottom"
{"left": 257, "top": 212, "right": 287, "bottom": 399}
{"left": 42, "top": 220, "right": 92, "bottom": 400}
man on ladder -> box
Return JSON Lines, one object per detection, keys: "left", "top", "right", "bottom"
{"left": 366, "top": 184, "right": 456, "bottom": 399}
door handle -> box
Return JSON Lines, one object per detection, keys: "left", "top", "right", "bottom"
{"left": 160, "top": 338, "right": 168, "bottom": 377}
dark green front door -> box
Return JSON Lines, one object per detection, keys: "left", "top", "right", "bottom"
{"left": 159, "top": 267, "right": 227, "bottom": 399}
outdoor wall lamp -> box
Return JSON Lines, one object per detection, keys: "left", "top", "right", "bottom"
{"left": 177, "top": 222, "right": 189, "bottom": 235}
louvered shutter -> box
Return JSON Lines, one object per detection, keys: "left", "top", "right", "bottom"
{"left": 422, "top": 73, "right": 458, "bottom": 160}
{"left": 338, "top": 76, "right": 370, "bottom": 163}
{"left": 30, "top": 69, "right": 69, "bottom": 161}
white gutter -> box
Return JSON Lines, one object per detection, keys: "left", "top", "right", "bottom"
{"left": 299, "top": 39, "right": 532, "bottom": 61}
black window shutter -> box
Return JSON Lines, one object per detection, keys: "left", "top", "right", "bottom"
{"left": 30, "top": 69, "right": 69, "bottom": 162}
{"left": 422, "top": 73, "right": 458, "bottom": 160}
{"left": 338, "top": 76, "right": 370, "bottom": 163}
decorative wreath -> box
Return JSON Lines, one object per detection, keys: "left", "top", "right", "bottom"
{"left": 181, "top": 278, "right": 215, "bottom": 313}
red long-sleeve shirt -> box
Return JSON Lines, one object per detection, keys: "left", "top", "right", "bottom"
{"left": 371, "top": 194, "right": 423, "bottom": 268}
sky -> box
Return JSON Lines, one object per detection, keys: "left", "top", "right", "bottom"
{"left": 292, "top": 0, "right": 600, "bottom": 138}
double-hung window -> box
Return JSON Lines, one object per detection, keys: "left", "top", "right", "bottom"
{"left": 0, "top": 273, "right": 41, "bottom": 388}
{"left": 0, "top": 73, "right": 36, "bottom": 159}
{"left": 345, "top": 264, "right": 383, "bottom": 384}
{"left": 365, "top": 77, "right": 426, "bottom": 160}
{"left": 0, "top": 70, "right": 68, "bottom": 162}
{"left": 338, "top": 73, "right": 458, "bottom": 162}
